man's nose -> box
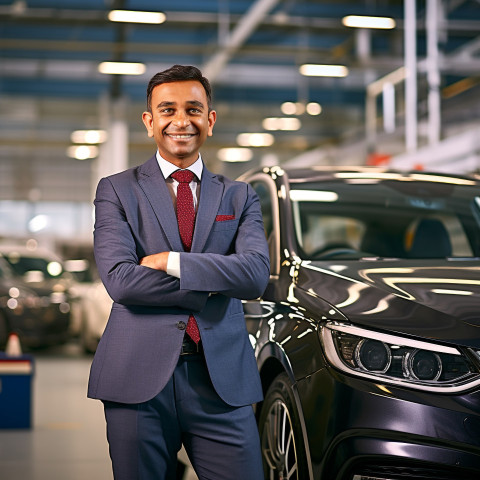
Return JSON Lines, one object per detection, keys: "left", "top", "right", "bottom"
{"left": 172, "top": 110, "right": 190, "bottom": 127}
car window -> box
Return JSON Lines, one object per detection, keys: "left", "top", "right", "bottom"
{"left": 290, "top": 181, "right": 480, "bottom": 260}
{"left": 4, "top": 254, "right": 64, "bottom": 279}
{"left": 251, "top": 181, "right": 273, "bottom": 239}
{"left": 300, "top": 215, "right": 366, "bottom": 255}
{"left": 251, "top": 179, "right": 280, "bottom": 275}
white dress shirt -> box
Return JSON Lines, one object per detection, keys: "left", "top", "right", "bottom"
{"left": 155, "top": 151, "right": 203, "bottom": 278}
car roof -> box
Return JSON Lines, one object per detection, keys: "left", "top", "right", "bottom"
{"left": 0, "top": 244, "right": 63, "bottom": 261}
{"left": 255, "top": 166, "right": 480, "bottom": 186}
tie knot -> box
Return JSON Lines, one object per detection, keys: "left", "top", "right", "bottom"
{"left": 171, "top": 169, "right": 195, "bottom": 184}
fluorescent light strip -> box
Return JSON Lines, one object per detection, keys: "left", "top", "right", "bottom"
{"left": 71, "top": 130, "right": 107, "bottom": 144}
{"left": 262, "top": 117, "right": 301, "bottom": 131}
{"left": 67, "top": 145, "right": 98, "bottom": 160}
{"left": 217, "top": 148, "right": 253, "bottom": 162}
{"left": 300, "top": 64, "right": 349, "bottom": 77}
{"left": 108, "top": 10, "right": 166, "bottom": 24}
{"left": 98, "top": 62, "right": 146, "bottom": 75}
{"left": 237, "top": 133, "right": 274, "bottom": 147}
{"left": 342, "top": 15, "right": 396, "bottom": 29}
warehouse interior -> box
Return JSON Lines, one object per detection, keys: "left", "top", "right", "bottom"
{"left": 1, "top": 1, "right": 480, "bottom": 479}
{"left": 2, "top": 1, "right": 480, "bottom": 217}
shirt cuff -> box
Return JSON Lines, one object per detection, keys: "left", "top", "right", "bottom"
{"left": 166, "top": 251, "right": 181, "bottom": 278}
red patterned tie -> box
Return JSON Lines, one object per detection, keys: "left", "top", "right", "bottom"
{"left": 171, "top": 169, "right": 200, "bottom": 344}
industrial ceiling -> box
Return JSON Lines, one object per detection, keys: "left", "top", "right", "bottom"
{"left": 2, "top": 0, "right": 480, "bottom": 204}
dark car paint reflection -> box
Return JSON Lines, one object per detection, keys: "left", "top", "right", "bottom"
{"left": 240, "top": 167, "right": 480, "bottom": 480}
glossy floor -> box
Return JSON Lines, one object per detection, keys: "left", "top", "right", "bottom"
{"left": 0, "top": 343, "right": 197, "bottom": 480}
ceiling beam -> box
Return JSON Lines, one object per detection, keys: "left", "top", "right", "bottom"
{"left": 201, "top": 0, "right": 280, "bottom": 82}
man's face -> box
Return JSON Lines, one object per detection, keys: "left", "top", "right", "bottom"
{"left": 142, "top": 80, "right": 216, "bottom": 168}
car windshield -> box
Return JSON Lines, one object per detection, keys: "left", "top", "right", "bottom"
{"left": 3, "top": 253, "right": 64, "bottom": 279}
{"left": 289, "top": 176, "right": 480, "bottom": 260}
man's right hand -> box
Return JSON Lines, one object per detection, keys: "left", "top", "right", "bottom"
{"left": 139, "top": 252, "right": 170, "bottom": 271}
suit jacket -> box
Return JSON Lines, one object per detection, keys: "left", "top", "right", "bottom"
{"left": 87, "top": 155, "right": 270, "bottom": 406}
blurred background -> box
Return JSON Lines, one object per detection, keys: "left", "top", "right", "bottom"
{"left": 1, "top": 1, "right": 480, "bottom": 478}
{"left": 2, "top": 0, "right": 480, "bottom": 250}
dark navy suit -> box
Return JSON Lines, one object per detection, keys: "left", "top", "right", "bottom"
{"left": 88, "top": 155, "right": 270, "bottom": 479}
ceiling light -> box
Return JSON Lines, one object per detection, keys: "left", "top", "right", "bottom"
{"left": 262, "top": 117, "right": 301, "bottom": 131}
{"left": 342, "top": 15, "right": 396, "bottom": 29}
{"left": 67, "top": 145, "right": 99, "bottom": 160}
{"left": 71, "top": 130, "right": 107, "bottom": 144}
{"left": 98, "top": 62, "right": 146, "bottom": 75}
{"left": 108, "top": 10, "right": 166, "bottom": 24}
{"left": 237, "top": 133, "right": 274, "bottom": 147}
{"left": 281, "top": 102, "right": 297, "bottom": 115}
{"left": 28, "top": 215, "right": 49, "bottom": 233}
{"left": 217, "top": 148, "right": 253, "bottom": 162}
{"left": 306, "top": 102, "right": 322, "bottom": 115}
{"left": 300, "top": 64, "right": 349, "bottom": 77}
{"left": 281, "top": 102, "right": 305, "bottom": 115}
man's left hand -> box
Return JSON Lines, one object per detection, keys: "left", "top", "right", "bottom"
{"left": 139, "top": 252, "right": 169, "bottom": 271}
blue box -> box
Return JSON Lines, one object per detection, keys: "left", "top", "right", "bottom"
{"left": 0, "top": 354, "right": 35, "bottom": 429}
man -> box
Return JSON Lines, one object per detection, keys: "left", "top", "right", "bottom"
{"left": 88, "top": 64, "right": 270, "bottom": 480}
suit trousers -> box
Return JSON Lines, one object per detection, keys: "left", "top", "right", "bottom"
{"left": 103, "top": 351, "right": 264, "bottom": 480}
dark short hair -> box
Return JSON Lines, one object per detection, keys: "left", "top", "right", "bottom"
{"left": 146, "top": 65, "right": 213, "bottom": 112}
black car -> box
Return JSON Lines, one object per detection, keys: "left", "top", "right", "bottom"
{"left": 0, "top": 245, "right": 73, "bottom": 348}
{"left": 0, "top": 255, "right": 70, "bottom": 349}
{"left": 238, "top": 166, "right": 480, "bottom": 480}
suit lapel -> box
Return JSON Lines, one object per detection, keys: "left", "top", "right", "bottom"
{"left": 191, "top": 168, "right": 223, "bottom": 253}
{"left": 137, "top": 155, "right": 184, "bottom": 252}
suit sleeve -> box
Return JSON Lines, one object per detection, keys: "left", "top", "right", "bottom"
{"left": 94, "top": 177, "right": 208, "bottom": 310}
{"left": 179, "top": 184, "right": 270, "bottom": 300}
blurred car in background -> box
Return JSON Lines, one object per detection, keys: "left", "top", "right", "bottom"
{"left": 0, "top": 244, "right": 74, "bottom": 349}
{"left": 0, "top": 253, "right": 70, "bottom": 349}
{"left": 239, "top": 166, "right": 480, "bottom": 480}
{"left": 0, "top": 244, "right": 111, "bottom": 353}
{"left": 64, "top": 259, "right": 111, "bottom": 353}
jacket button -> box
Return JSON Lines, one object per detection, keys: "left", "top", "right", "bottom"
{"left": 177, "top": 321, "right": 186, "bottom": 330}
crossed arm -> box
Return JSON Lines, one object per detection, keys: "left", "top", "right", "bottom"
{"left": 94, "top": 177, "right": 269, "bottom": 308}
{"left": 139, "top": 252, "right": 169, "bottom": 271}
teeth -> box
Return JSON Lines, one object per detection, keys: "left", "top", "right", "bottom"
{"left": 168, "top": 134, "right": 193, "bottom": 139}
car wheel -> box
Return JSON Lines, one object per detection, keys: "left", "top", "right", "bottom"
{"left": 259, "top": 372, "right": 309, "bottom": 480}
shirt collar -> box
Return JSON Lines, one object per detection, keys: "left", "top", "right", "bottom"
{"left": 156, "top": 151, "right": 203, "bottom": 180}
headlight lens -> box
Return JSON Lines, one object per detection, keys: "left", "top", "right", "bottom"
{"left": 321, "top": 322, "right": 480, "bottom": 393}
{"left": 355, "top": 339, "right": 391, "bottom": 373}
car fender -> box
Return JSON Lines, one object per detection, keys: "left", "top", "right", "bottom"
{"left": 256, "top": 340, "right": 315, "bottom": 480}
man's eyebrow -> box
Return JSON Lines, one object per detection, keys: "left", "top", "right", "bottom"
{"left": 156, "top": 101, "right": 175, "bottom": 109}
{"left": 187, "top": 100, "right": 205, "bottom": 109}
{"left": 155, "top": 100, "right": 205, "bottom": 109}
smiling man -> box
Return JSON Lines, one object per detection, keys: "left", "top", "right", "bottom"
{"left": 87, "top": 65, "right": 270, "bottom": 480}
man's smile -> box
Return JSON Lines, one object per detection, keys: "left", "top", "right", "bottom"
{"left": 165, "top": 132, "right": 196, "bottom": 139}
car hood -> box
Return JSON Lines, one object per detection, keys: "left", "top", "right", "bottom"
{"left": 298, "top": 260, "right": 480, "bottom": 348}
{"left": 20, "top": 278, "right": 71, "bottom": 298}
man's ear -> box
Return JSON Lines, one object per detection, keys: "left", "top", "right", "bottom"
{"left": 142, "top": 111, "right": 154, "bottom": 138}
{"left": 207, "top": 109, "right": 217, "bottom": 137}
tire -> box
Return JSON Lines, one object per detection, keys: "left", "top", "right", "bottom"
{"left": 258, "top": 372, "right": 309, "bottom": 480}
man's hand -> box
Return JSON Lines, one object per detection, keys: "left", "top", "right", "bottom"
{"left": 139, "top": 252, "right": 170, "bottom": 271}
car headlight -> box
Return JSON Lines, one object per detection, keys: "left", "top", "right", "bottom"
{"left": 320, "top": 322, "right": 480, "bottom": 393}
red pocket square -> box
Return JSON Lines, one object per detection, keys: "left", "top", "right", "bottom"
{"left": 216, "top": 214, "right": 235, "bottom": 221}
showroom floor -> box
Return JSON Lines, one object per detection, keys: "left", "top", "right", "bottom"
{"left": 0, "top": 343, "right": 197, "bottom": 480}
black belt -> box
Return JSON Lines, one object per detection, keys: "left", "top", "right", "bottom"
{"left": 180, "top": 336, "right": 203, "bottom": 355}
